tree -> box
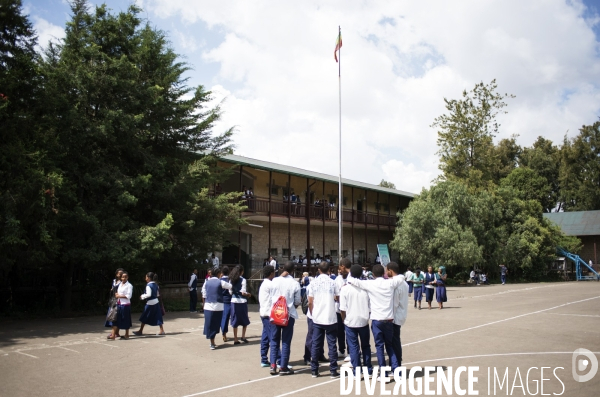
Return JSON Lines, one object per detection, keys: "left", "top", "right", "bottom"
{"left": 379, "top": 179, "right": 396, "bottom": 189}
{"left": 433, "top": 79, "right": 514, "bottom": 188}
{"left": 492, "top": 135, "right": 521, "bottom": 184}
{"left": 519, "top": 137, "right": 561, "bottom": 212}
{"left": 33, "top": 0, "right": 244, "bottom": 311}
{"left": 558, "top": 121, "right": 600, "bottom": 211}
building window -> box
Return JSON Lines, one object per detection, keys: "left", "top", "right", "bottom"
{"left": 282, "top": 248, "right": 290, "bottom": 258}
{"left": 330, "top": 250, "right": 338, "bottom": 257}
{"left": 342, "top": 250, "right": 348, "bottom": 258}
{"left": 270, "top": 248, "right": 278, "bottom": 257}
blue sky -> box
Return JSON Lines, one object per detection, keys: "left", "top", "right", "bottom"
{"left": 25, "top": 0, "right": 600, "bottom": 193}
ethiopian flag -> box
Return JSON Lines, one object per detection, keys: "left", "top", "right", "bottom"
{"left": 334, "top": 31, "right": 342, "bottom": 62}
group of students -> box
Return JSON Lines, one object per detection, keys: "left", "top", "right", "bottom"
{"left": 255, "top": 259, "right": 409, "bottom": 381}
{"left": 404, "top": 266, "right": 448, "bottom": 310}
{"left": 104, "top": 269, "right": 166, "bottom": 340}
{"left": 201, "top": 265, "right": 252, "bottom": 349}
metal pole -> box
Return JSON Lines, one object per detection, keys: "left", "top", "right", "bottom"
{"left": 288, "top": 174, "right": 291, "bottom": 260}
{"left": 306, "top": 178, "right": 311, "bottom": 275}
{"left": 338, "top": 25, "right": 343, "bottom": 267}
{"left": 351, "top": 187, "right": 354, "bottom": 264}
{"left": 269, "top": 170, "right": 272, "bottom": 258}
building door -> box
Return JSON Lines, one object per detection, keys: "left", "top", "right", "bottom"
{"left": 358, "top": 250, "right": 366, "bottom": 264}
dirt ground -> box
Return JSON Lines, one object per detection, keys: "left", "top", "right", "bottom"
{"left": 1, "top": 281, "right": 599, "bottom": 396}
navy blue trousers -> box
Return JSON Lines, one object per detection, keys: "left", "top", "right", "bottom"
{"left": 390, "top": 324, "right": 402, "bottom": 371}
{"left": 371, "top": 320, "right": 394, "bottom": 375}
{"left": 270, "top": 317, "right": 295, "bottom": 370}
{"left": 304, "top": 317, "right": 314, "bottom": 362}
{"left": 336, "top": 312, "right": 347, "bottom": 354}
{"left": 311, "top": 323, "right": 338, "bottom": 373}
{"left": 345, "top": 325, "right": 372, "bottom": 376}
{"left": 189, "top": 290, "right": 197, "bottom": 312}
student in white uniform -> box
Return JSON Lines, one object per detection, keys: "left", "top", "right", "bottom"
{"left": 309, "top": 261, "right": 340, "bottom": 379}
{"left": 335, "top": 258, "right": 352, "bottom": 360}
{"left": 339, "top": 265, "right": 372, "bottom": 377}
{"left": 387, "top": 262, "right": 408, "bottom": 373}
{"left": 259, "top": 265, "right": 276, "bottom": 367}
{"left": 347, "top": 264, "right": 403, "bottom": 381}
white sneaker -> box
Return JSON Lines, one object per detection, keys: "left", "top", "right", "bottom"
{"left": 376, "top": 376, "right": 392, "bottom": 383}
{"left": 277, "top": 364, "right": 293, "bottom": 369}
{"left": 341, "top": 361, "right": 353, "bottom": 367}
{"left": 344, "top": 355, "right": 351, "bottom": 362}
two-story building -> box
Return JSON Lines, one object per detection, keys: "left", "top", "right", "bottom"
{"left": 214, "top": 154, "right": 414, "bottom": 277}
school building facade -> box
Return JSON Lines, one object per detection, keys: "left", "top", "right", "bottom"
{"left": 215, "top": 154, "right": 415, "bottom": 277}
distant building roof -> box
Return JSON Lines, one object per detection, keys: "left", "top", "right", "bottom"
{"left": 221, "top": 154, "right": 415, "bottom": 199}
{"left": 543, "top": 211, "right": 600, "bottom": 236}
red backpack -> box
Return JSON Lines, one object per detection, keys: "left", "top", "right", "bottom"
{"left": 270, "top": 296, "right": 289, "bottom": 326}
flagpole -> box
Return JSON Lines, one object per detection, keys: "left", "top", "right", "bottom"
{"left": 338, "top": 25, "right": 343, "bottom": 265}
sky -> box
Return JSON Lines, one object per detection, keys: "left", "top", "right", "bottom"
{"left": 24, "top": 0, "right": 600, "bottom": 194}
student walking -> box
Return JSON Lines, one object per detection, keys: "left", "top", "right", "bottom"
{"left": 105, "top": 268, "right": 123, "bottom": 337}
{"left": 230, "top": 265, "right": 251, "bottom": 344}
{"left": 424, "top": 266, "right": 436, "bottom": 310}
{"left": 133, "top": 272, "right": 165, "bottom": 336}
{"left": 436, "top": 267, "right": 448, "bottom": 309}
{"left": 347, "top": 264, "right": 403, "bottom": 381}
{"left": 188, "top": 269, "right": 199, "bottom": 313}
{"left": 405, "top": 266, "right": 414, "bottom": 297}
{"left": 387, "top": 262, "right": 408, "bottom": 373}
{"left": 109, "top": 271, "right": 133, "bottom": 340}
{"left": 309, "top": 261, "right": 341, "bottom": 379}
{"left": 408, "top": 268, "right": 425, "bottom": 309}
{"left": 202, "top": 267, "right": 233, "bottom": 350}
{"left": 220, "top": 266, "right": 232, "bottom": 342}
{"left": 269, "top": 261, "right": 301, "bottom": 376}
{"left": 259, "top": 265, "right": 276, "bottom": 367}
{"left": 339, "top": 265, "right": 372, "bottom": 378}
{"left": 499, "top": 264, "right": 508, "bottom": 285}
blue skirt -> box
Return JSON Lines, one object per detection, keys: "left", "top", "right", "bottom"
{"left": 204, "top": 310, "right": 223, "bottom": 339}
{"left": 139, "top": 303, "right": 163, "bottom": 326}
{"left": 407, "top": 281, "right": 414, "bottom": 294}
{"left": 425, "top": 287, "right": 435, "bottom": 302}
{"left": 436, "top": 284, "right": 447, "bottom": 303}
{"left": 231, "top": 302, "right": 250, "bottom": 327}
{"left": 115, "top": 304, "right": 132, "bottom": 330}
{"left": 221, "top": 302, "right": 231, "bottom": 334}
{"left": 413, "top": 286, "right": 424, "bottom": 301}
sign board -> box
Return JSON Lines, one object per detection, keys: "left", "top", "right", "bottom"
{"left": 377, "top": 244, "right": 391, "bottom": 269}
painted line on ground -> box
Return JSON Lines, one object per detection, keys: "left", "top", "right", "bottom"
{"left": 403, "top": 295, "right": 600, "bottom": 347}
{"left": 180, "top": 363, "right": 341, "bottom": 397}
{"left": 454, "top": 283, "right": 568, "bottom": 300}
{"left": 545, "top": 313, "right": 600, "bottom": 318}
{"left": 56, "top": 346, "right": 80, "bottom": 353}
{"left": 15, "top": 351, "right": 38, "bottom": 359}
{"left": 273, "top": 352, "right": 600, "bottom": 397}
{"left": 92, "top": 342, "right": 118, "bottom": 348}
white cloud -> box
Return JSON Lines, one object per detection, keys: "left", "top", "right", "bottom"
{"left": 143, "top": 0, "right": 600, "bottom": 193}
{"left": 33, "top": 16, "right": 65, "bottom": 50}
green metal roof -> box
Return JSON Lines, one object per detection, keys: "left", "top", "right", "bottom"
{"left": 543, "top": 211, "right": 600, "bottom": 236}
{"left": 221, "top": 154, "right": 415, "bottom": 199}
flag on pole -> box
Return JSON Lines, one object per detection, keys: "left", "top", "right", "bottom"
{"left": 334, "top": 31, "right": 342, "bottom": 62}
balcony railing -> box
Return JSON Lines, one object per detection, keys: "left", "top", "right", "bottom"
{"left": 241, "top": 196, "right": 397, "bottom": 226}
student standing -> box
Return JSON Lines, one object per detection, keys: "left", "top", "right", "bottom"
{"left": 347, "top": 264, "right": 403, "bottom": 381}
{"left": 259, "top": 265, "right": 276, "bottom": 367}
{"left": 133, "top": 272, "right": 165, "bottom": 336}
{"left": 424, "top": 266, "right": 436, "bottom": 310}
{"left": 405, "top": 266, "right": 414, "bottom": 297}
{"left": 335, "top": 258, "right": 352, "bottom": 360}
{"left": 202, "top": 267, "right": 233, "bottom": 350}
{"left": 188, "top": 268, "right": 199, "bottom": 313}
{"left": 339, "top": 265, "right": 372, "bottom": 378}
{"left": 230, "top": 265, "right": 251, "bottom": 344}
{"left": 436, "top": 267, "right": 448, "bottom": 309}
{"left": 499, "top": 264, "right": 508, "bottom": 285}
{"left": 269, "top": 261, "right": 301, "bottom": 375}
{"left": 387, "top": 262, "right": 408, "bottom": 373}
{"left": 309, "top": 261, "right": 340, "bottom": 379}
{"left": 109, "top": 271, "right": 133, "bottom": 340}
{"left": 220, "top": 266, "right": 232, "bottom": 342}
{"left": 409, "top": 268, "right": 425, "bottom": 309}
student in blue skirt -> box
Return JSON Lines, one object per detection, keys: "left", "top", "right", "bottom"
{"left": 202, "top": 267, "right": 233, "bottom": 350}
{"left": 109, "top": 271, "right": 133, "bottom": 340}
{"left": 229, "top": 265, "right": 251, "bottom": 344}
{"left": 408, "top": 268, "right": 424, "bottom": 309}
{"left": 220, "top": 266, "right": 232, "bottom": 342}
{"left": 105, "top": 268, "right": 123, "bottom": 338}
{"left": 424, "top": 266, "right": 436, "bottom": 310}
{"left": 435, "top": 267, "right": 448, "bottom": 309}
{"left": 133, "top": 272, "right": 165, "bottom": 336}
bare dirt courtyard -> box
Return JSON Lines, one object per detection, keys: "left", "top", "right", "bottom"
{"left": 1, "top": 281, "right": 599, "bottom": 396}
